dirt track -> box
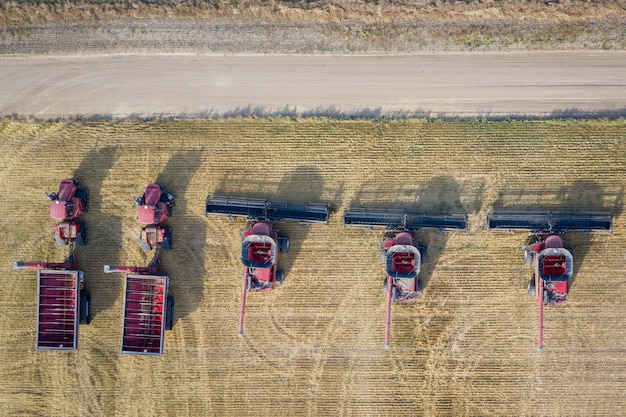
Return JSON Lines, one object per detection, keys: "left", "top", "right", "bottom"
{"left": 0, "top": 119, "right": 624, "bottom": 417}
{"left": 1, "top": 52, "right": 626, "bottom": 119}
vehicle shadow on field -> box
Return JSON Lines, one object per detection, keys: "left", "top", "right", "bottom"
{"left": 350, "top": 175, "right": 465, "bottom": 293}
{"left": 492, "top": 179, "right": 617, "bottom": 289}
{"left": 213, "top": 166, "right": 326, "bottom": 283}
{"left": 155, "top": 151, "right": 205, "bottom": 325}
{"left": 73, "top": 146, "right": 119, "bottom": 320}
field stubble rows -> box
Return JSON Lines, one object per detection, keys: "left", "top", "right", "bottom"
{"left": 0, "top": 118, "right": 624, "bottom": 416}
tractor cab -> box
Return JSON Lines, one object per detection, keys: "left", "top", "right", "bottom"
{"left": 136, "top": 184, "right": 175, "bottom": 225}
{"left": 48, "top": 179, "right": 88, "bottom": 221}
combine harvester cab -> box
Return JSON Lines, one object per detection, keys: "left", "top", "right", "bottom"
{"left": 104, "top": 251, "right": 174, "bottom": 356}
{"left": 13, "top": 249, "right": 91, "bottom": 351}
{"left": 344, "top": 207, "right": 468, "bottom": 349}
{"left": 487, "top": 210, "right": 613, "bottom": 352}
{"left": 205, "top": 195, "right": 330, "bottom": 337}
{"left": 47, "top": 179, "right": 89, "bottom": 246}
{"left": 135, "top": 184, "right": 175, "bottom": 251}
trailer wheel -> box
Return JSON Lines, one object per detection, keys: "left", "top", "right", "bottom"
{"left": 527, "top": 276, "right": 536, "bottom": 297}
{"left": 165, "top": 296, "right": 174, "bottom": 330}
{"left": 79, "top": 291, "right": 91, "bottom": 325}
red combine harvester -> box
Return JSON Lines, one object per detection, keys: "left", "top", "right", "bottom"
{"left": 205, "top": 195, "right": 330, "bottom": 337}
{"left": 344, "top": 208, "right": 468, "bottom": 349}
{"left": 47, "top": 179, "right": 89, "bottom": 246}
{"left": 134, "top": 184, "right": 175, "bottom": 251}
{"left": 13, "top": 248, "right": 91, "bottom": 351}
{"left": 104, "top": 250, "right": 174, "bottom": 356}
{"left": 487, "top": 210, "right": 613, "bottom": 352}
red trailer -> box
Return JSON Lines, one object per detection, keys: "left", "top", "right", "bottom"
{"left": 47, "top": 179, "right": 89, "bottom": 246}
{"left": 344, "top": 208, "right": 468, "bottom": 348}
{"left": 14, "top": 249, "right": 91, "bottom": 351}
{"left": 206, "top": 195, "right": 330, "bottom": 337}
{"left": 104, "top": 251, "right": 173, "bottom": 356}
{"left": 487, "top": 210, "right": 613, "bottom": 352}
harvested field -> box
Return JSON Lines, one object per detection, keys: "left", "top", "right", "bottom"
{"left": 0, "top": 118, "right": 624, "bottom": 416}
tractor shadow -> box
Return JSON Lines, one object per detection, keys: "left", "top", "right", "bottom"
{"left": 492, "top": 179, "right": 617, "bottom": 290}
{"left": 155, "top": 150, "right": 205, "bottom": 325}
{"left": 213, "top": 166, "right": 327, "bottom": 282}
{"left": 350, "top": 175, "right": 465, "bottom": 293}
{"left": 72, "top": 146, "right": 119, "bottom": 320}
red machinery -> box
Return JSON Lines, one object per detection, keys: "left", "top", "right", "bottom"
{"left": 14, "top": 248, "right": 91, "bottom": 351}
{"left": 206, "top": 195, "right": 330, "bottom": 337}
{"left": 487, "top": 210, "right": 613, "bottom": 352}
{"left": 344, "top": 208, "right": 468, "bottom": 349}
{"left": 47, "top": 179, "right": 89, "bottom": 246}
{"left": 134, "top": 184, "right": 175, "bottom": 251}
{"left": 104, "top": 250, "right": 174, "bottom": 356}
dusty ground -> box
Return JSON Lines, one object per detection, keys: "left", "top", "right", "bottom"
{"left": 0, "top": 118, "right": 624, "bottom": 416}
{"left": 1, "top": 1, "right": 625, "bottom": 53}
{"left": 2, "top": 52, "right": 626, "bottom": 120}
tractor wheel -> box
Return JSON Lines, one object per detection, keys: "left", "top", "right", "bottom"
{"left": 140, "top": 238, "right": 152, "bottom": 252}
{"left": 527, "top": 276, "right": 536, "bottom": 297}
{"left": 275, "top": 270, "right": 285, "bottom": 286}
{"left": 54, "top": 232, "right": 68, "bottom": 246}
{"left": 161, "top": 229, "right": 172, "bottom": 251}
{"left": 79, "top": 291, "right": 91, "bottom": 325}
{"left": 278, "top": 237, "right": 290, "bottom": 253}
{"left": 416, "top": 279, "right": 423, "bottom": 296}
{"left": 75, "top": 189, "right": 89, "bottom": 212}
{"left": 76, "top": 225, "right": 87, "bottom": 247}
{"left": 165, "top": 296, "right": 174, "bottom": 330}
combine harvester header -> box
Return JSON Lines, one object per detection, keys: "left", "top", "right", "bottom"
{"left": 487, "top": 210, "right": 613, "bottom": 352}
{"left": 206, "top": 194, "right": 330, "bottom": 337}
{"left": 344, "top": 207, "right": 467, "bottom": 348}
{"left": 206, "top": 195, "right": 330, "bottom": 225}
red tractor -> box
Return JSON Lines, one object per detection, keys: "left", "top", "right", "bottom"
{"left": 14, "top": 247, "right": 91, "bottom": 351}
{"left": 487, "top": 210, "right": 613, "bottom": 352}
{"left": 104, "top": 250, "right": 174, "bottom": 356}
{"left": 134, "top": 184, "right": 175, "bottom": 251}
{"left": 344, "top": 208, "right": 468, "bottom": 349}
{"left": 206, "top": 195, "right": 330, "bottom": 337}
{"left": 47, "top": 179, "right": 89, "bottom": 246}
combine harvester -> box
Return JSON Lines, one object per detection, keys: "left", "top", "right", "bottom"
{"left": 14, "top": 247, "right": 91, "bottom": 351}
{"left": 487, "top": 210, "right": 613, "bottom": 352}
{"left": 135, "top": 184, "right": 175, "bottom": 251}
{"left": 344, "top": 208, "right": 468, "bottom": 349}
{"left": 205, "top": 195, "right": 330, "bottom": 337}
{"left": 47, "top": 178, "right": 89, "bottom": 246}
{"left": 104, "top": 250, "right": 174, "bottom": 356}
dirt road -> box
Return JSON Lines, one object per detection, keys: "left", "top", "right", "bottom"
{"left": 1, "top": 52, "right": 625, "bottom": 119}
